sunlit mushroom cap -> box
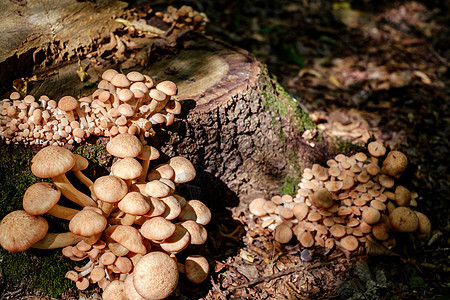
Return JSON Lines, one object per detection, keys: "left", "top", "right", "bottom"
{"left": 105, "top": 225, "right": 147, "bottom": 255}
{"left": 69, "top": 207, "right": 107, "bottom": 237}
{"left": 23, "top": 182, "right": 61, "bottom": 215}
{"left": 168, "top": 156, "right": 196, "bottom": 183}
{"left": 72, "top": 154, "right": 89, "bottom": 172}
{"left": 93, "top": 175, "right": 128, "bottom": 204}
{"left": 180, "top": 220, "right": 208, "bottom": 245}
{"left": 124, "top": 274, "right": 146, "bottom": 300}
{"left": 31, "top": 146, "right": 75, "bottom": 178}
{"left": 58, "top": 96, "right": 79, "bottom": 111}
{"left": 106, "top": 133, "right": 143, "bottom": 158}
{"left": 102, "top": 280, "right": 125, "bottom": 300}
{"left": 133, "top": 251, "right": 178, "bottom": 299}
{"left": 274, "top": 223, "right": 293, "bottom": 243}
{"left": 156, "top": 80, "right": 178, "bottom": 96}
{"left": 111, "top": 157, "right": 143, "bottom": 180}
{"left": 178, "top": 200, "right": 211, "bottom": 225}
{"left": 340, "top": 235, "right": 359, "bottom": 251}
{"left": 0, "top": 210, "right": 48, "bottom": 252}
{"left": 140, "top": 216, "right": 176, "bottom": 241}
{"left": 118, "top": 192, "right": 150, "bottom": 216}
{"left": 159, "top": 224, "right": 191, "bottom": 253}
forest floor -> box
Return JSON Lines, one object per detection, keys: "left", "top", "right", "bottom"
{"left": 0, "top": 0, "right": 449, "bottom": 299}
{"left": 188, "top": 0, "right": 449, "bottom": 299}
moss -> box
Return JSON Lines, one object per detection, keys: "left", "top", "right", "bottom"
{"left": 0, "top": 143, "right": 78, "bottom": 297}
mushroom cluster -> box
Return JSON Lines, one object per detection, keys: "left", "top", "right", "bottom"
{"left": 249, "top": 141, "right": 431, "bottom": 253}
{"left": 155, "top": 5, "right": 209, "bottom": 31}
{"left": 0, "top": 133, "right": 211, "bottom": 299}
{"left": 0, "top": 69, "right": 181, "bottom": 146}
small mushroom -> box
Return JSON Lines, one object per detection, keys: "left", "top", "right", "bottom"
{"left": 389, "top": 207, "right": 419, "bottom": 232}
{"left": 117, "top": 192, "right": 150, "bottom": 225}
{"left": 69, "top": 206, "right": 107, "bottom": 245}
{"left": 168, "top": 156, "right": 196, "bottom": 183}
{"left": 382, "top": 150, "right": 408, "bottom": 178}
{"left": 184, "top": 255, "right": 209, "bottom": 284}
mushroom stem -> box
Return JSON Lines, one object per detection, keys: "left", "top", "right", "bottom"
{"left": 47, "top": 205, "right": 80, "bottom": 220}
{"left": 73, "top": 171, "right": 94, "bottom": 189}
{"left": 52, "top": 174, "right": 96, "bottom": 207}
{"left": 83, "top": 232, "right": 102, "bottom": 245}
{"left": 31, "top": 232, "right": 83, "bottom": 249}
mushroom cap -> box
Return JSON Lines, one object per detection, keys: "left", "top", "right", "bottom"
{"left": 69, "top": 207, "right": 107, "bottom": 237}
{"left": 168, "top": 156, "right": 196, "bottom": 183}
{"left": 133, "top": 251, "right": 178, "bottom": 300}
{"left": 185, "top": 255, "right": 209, "bottom": 283}
{"left": 140, "top": 216, "right": 176, "bottom": 241}
{"left": 118, "top": 192, "right": 150, "bottom": 216}
{"left": 249, "top": 198, "right": 267, "bottom": 216}
{"left": 156, "top": 81, "right": 178, "bottom": 96}
{"left": 180, "top": 220, "right": 207, "bottom": 245}
{"left": 0, "top": 210, "right": 48, "bottom": 252}
{"left": 389, "top": 207, "right": 419, "bottom": 232}
{"left": 127, "top": 71, "right": 145, "bottom": 82}
{"left": 274, "top": 223, "right": 293, "bottom": 243}
{"left": 105, "top": 225, "right": 146, "bottom": 254}
{"left": 362, "top": 207, "right": 381, "bottom": 225}
{"left": 159, "top": 224, "right": 191, "bottom": 253}
{"left": 145, "top": 180, "right": 173, "bottom": 198}
{"left": 372, "top": 223, "right": 390, "bottom": 241}
{"left": 23, "top": 182, "right": 61, "bottom": 215}
{"left": 298, "top": 231, "right": 314, "bottom": 247}
{"left": 340, "top": 235, "right": 359, "bottom": 251}
{"left": 414, "top": 211, "right": 431, "bottom": 240}
{"left": 31, "top": 146, "right": 75, "bottom": 178}
{"left": 123, "top": 274, "right": 146, "bottom": 300}
{"left": 102, "top": 69, "right": 119, "bottom": 81}
{"left": 72, "top": 154, "right": 89, "bottom": 172}
{"left": 93, "top": 175, "right": 128, "bottom": 204}
{"left": 368, "top": 141, "right": 386, "bottom": 157}
{"left": 293, "top": 203, "right": 309, "bottom": 221}
{"left": 58, "top": 96, "right": 79, "bottom": 111}
{"left": 178, "top": 200, "right": 211, "bottom": 225}
{"left": 111, "top": 157, "right": 143, "bottom": 180}
{"left": 312, "top": 187, "right": 333, "bottom": 208}
{"left": 110, "top": 73, "right": 130, "bottom": 88}
{"left": 138, "top": 145, "right": 160, "bottom": 161}
{"left": 394, "top": 185, "right": 411, "bottom": 207}
{"left": 382, "top": 150, "right": 408, "bottom": 178}
{"left": 147, "top": 164, "right": 174, "bottom": 181}
{"left": 106, "top": 133, "right": 143, "bottom": 158}
{"left": 102, "top": 280, "right": 125, "bottom": 300}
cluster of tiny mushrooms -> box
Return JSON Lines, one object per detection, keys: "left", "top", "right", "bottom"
{"left": 0, "top": 69, "right": 181, "bottom": 146}
{"left": 155, "top": 5, "right": 209, "bottom": 31}
{"left": 0, "top": 70, "right": 212, "bottom": 300}
{"left": 249, "top": 141, "right": 431, "bottom": 253}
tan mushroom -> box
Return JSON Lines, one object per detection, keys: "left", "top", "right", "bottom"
{"left": 389, "top": 207, "right": 419, "bottom": 232}
{"left": 382, "top": 150, "right": 408, "bottom": 178}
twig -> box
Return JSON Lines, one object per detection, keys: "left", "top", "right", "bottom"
{"left": 228, "top": 261, "right": 333, "bottom": 290}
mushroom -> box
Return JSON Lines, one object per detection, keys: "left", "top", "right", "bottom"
{"left": 414, "top": 211, "right": 431, "bottom": 240}
{"left": 22, "top": 182, "right": 79, "bottom": 220}
{"left": 117, "top": 192, "right": 150, "bottom": 225}
{"left": 382, "top": 150, "right": 408, "bottom": 178}
{"left": 178, "top": 200, "right": 211, "bottom": 225}
{"left": 394, "top": 185, "right": 411, "bottom": 207}
{"left": 184, "top": 255, "right": 209, "bottom": 284}
{"left": 312, "top": 187, "right": 333, "bottom": 208}
{"left": 30, "top": 146, "right": 96, "bottom": 207}
{"left": 102, "top": 280, "right": 125, "bottom": 300}
{"left": 92, "top": 175, "right": 128, "bottom": 216}
{"left": 389, "top": 207, "right": 419, "bottom": 232}
{"left": 340, "top": 235, "right": 359, "bottom": 251}
{"left": 140, "top": 216, "right": 176, "bottom": 242}
{"left": 159, "top": 224, "right": 191, "bottom": 254}
{"left": 137, "top": 145, "right": 160, "bottom": 183}
{"left": 123, "top": 274, "right": 146, "bottom": 300}
{"left": 69, "top": 206, "right": 107, "bottom": 245}
{"left": 106, "top": 133, "right": 143, "bottom": 158}
{"left": 274, "top": 223, "right": 293, "bottom": 243}
{"left": 180, "top": 220, "right": 208, "bottom": 245}
{"left": 147, "top": 163, "right": 175, "bottom": 181}
{"left": 248, "top": 198, "right": 267, "bottom": 216}
{"left": 111, "top": 157, "right": 143, "bottom": 187}
{"left": 58, "top": 96, "right": 79, "bottom": 122}
{"left": 168, "top": 156, "right": 196, "bottom": 183}
{"left": 71, "top": 154, "right": 93, "bottom": 189}
{"left": 105, "top": 225, "right": 147, "bottom": 255}
{"left": 133, "top": 251, "right": 179, "bottom": 300}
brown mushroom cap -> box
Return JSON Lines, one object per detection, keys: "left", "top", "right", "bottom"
{"left": 140, "top": 216, "right": 176, "bottom": 241}
{"left": 69, "top": 207, "right": 107, "bottom": 238}
{"left": 168, "top": 156, "right": 196, "bottom": 183}
{"left": 92, "top": 175, "right": 128, "bottom": 204}
{"left": 0, "top": 210, "right": 48, "bottom": 252}
{"left": 298, "top": 231, "right": 314, "bottom": 247}
{"left": 389, "top": 207, "right": 419, "bottom": 232}
{"left": 58, "top": 96, "right": 79, "bottom": 112}
{"left": 394, "top": 185, "right": 411, "bottom": 207}
{"left": 274, "top": 223, "right": 293, "bottom": 243}
{"left": 362, "top": 207, "right": 381, "bottom": 225}
{"left": 145, "top": 180, "right": 174, "bottom": 198}
{"left": 181, "top": 220, "right": 208, "bottom": 245}
{"left": 133, "top": 251, "right": 178, "bottom": 300}
{"left": 72, "top": 154, "right": 89, "bottom": 172}
{"left": 312, "top": 187, "right": 333, "bottom": 208}
{"left": 178, "top": 200, "right": 211, "bottom": 225}
{"left": 185, "top": 255, "right": 209, "bottom": 284}
{"left": 105, "top": 225, "right": 147, "bottom": 255}
{"left": 372, "top": 223, "right": 390, "bottom": 241}
{"left": 340, "top": 235, "right": 359, "bottom": 251}
{"left": 368, "top": 141, "right": 386, "bottom": 157}
{"left": 159, "top": 224, "right": 191, "bottom": 253}
{"left": 102, "top": 280, "right": 125, "bottom": 300}
{"left": 111, "top": 157, "right": 143, "bottom": 181}
{"left": 31, "top": 146, "right": 75, "bottom": 178}
{"left": 383, "top": 150, "right": 408, "bottom": 178}
{"left": 102, "top": 69, "right": 119, "bottom": 81}
{"left": 23, "top": 182, "right": 61, "bottom": 215}
{"left": 111, "top": 73, "right": 131, "bottom": 88}
{"left": 118, "top": 192, "right": 150, "bottom": 216}
{"left": 123, "top": 273, "right": 146, "bottom": 300}
{"left": 147, "top": 164, "right": 175, "bottom": 181}
{"left": 106, "top": 133, "right": 143, "bottom": 158}
{"left": 414, "top": 211, "right": 431, "bottom": 240}
{"left": 249, "top": 198, "right": 267, "bottom": 216}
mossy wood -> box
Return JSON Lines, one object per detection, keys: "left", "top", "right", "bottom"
{"left": 0, "top": 0, "right": 323, "bottom": 296}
